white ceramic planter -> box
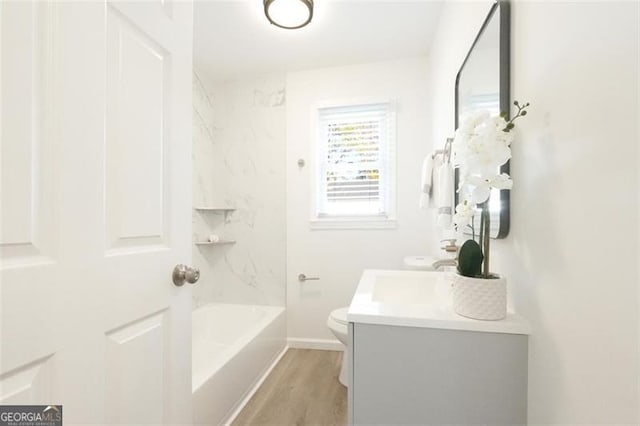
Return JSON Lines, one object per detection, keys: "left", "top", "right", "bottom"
{"left": 452, "top": 273, "right": 507, "bottom": 321}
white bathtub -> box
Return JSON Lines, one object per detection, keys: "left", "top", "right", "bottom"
{"left": 192, "top": 303, "right": 286, "bottom": 425}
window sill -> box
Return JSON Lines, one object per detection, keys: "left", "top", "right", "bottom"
{"left": 309, "top": 216, "right": 397, "bottom": 230}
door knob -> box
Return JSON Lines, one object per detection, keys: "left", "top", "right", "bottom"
{"left": 173, "top": 264, "right": 200, "bottom": 287}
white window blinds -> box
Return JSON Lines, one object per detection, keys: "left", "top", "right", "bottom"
{"left": 316, "top": 103, "right": 394, "bottom": 217}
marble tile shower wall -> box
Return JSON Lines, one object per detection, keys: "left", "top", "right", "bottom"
{"left": 192, "top": 71, "right": 287, "bottom": 309}
{"left": 192, "top": 71, "right": 220, "bottom": 307}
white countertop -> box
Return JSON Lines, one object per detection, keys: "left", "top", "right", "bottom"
{"left": 347, "top": 269, "right": 531, "bottom": 335}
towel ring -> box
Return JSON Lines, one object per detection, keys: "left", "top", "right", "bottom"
{"left": 432, "top": 138, "right": 454, "bottom": 163}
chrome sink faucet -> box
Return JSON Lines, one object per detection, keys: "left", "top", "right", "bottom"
{"left": 432, "top": 239, "right": 458, "bottom": 270}
{"left": 440, "top": 238, "right": 458, "bottom": 253}
{"left": 432, "top": 258, "right": 457, "bottom": 270}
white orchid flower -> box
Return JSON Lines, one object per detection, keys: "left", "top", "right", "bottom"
{"left": 453, "top": 111, "right": 516, "bottom": 202}
{"left": 452, "top": 111, "right": 512, "bottom": 174}
{"left": 451, "top": 101, "right": 529, "bottom": 278}
{"left": 461, "top": 173, "right": 513, "bottom": 204}
{"left": 453, "top": 198, "right": 477, "bottom": 231}
{"left": 466, "top": 110, "right": 491, "bottom": 129}
{"left": 489, "top": 173, "right": 514, "bottom": 189}
{"left": 465, "top": 142, "right": 511, "bottom": 176}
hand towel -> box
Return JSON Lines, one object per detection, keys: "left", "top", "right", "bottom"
{"left": 436, "top": 162, "right": 454, "bottom": 229}
{"left": 429, "top": 155, "right": 443, "bottom": 209}
{"left": 418, "top": 155, "right": 434, "bottom": 209}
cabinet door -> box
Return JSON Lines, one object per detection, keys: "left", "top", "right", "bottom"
{"left": 351, "top": 323, "right": 527, "bottom": 425}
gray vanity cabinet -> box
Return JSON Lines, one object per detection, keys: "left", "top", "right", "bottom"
{"left": 348, "top": 322, "right": 528, "bottom": 425}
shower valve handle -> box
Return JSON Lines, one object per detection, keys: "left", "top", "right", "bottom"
{"left": 298, "top": 273, "right": 319, "bottom": 282}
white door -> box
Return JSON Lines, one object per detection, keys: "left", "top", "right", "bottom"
{"left": 0, "top": 1, "right": 194, "bottom": 424}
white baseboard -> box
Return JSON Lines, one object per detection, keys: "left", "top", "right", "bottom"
{"left": 287, "top": 337, "right": 344, "bottom": 351}
{"left": 223, "top": 345, "right": 289, "bottom": 426}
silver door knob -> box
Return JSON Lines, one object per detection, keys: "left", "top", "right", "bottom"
{"left": 173, "top": 264, "right": 200, "bottom": 287}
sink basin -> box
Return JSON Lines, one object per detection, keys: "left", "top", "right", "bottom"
{"left": 350, "top": 270, "right": 451, "bottom": 315}
{"left": 371, "top": 273, "right": 440, "bottom": 305}
{"left": 348, "top": 269, "right": 531, "bottom": 335}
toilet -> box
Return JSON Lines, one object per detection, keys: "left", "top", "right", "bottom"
{"left": 327, "top": 307, "right": 349, "bottom": 387}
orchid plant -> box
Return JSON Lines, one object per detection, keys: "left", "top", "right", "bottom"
{"left": 452, "top": 101, "right": 529, "bottom": 278}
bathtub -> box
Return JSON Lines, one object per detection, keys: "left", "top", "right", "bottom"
{"left": 192, "top": 303, "right": 286, "bottom": 425}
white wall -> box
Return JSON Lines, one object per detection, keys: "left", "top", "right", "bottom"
{"left": 286, "top": 58, "right": 435, "bottom": 345}
{"left": 429, "top": 1, "right": 639, "bottom": 423}
{"left": 192, "top": 71, "right": 287, "bottom": 308}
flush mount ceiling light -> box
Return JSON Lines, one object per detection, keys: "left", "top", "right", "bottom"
{"left": 264, "top": 0, "right": 313, "bottom": 30}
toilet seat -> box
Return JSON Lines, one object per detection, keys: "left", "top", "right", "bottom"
{"left": 330, "top": 307, "right": 349, "bottom": 326}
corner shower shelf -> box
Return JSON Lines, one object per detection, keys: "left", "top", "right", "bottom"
{"left": 194, "top": 207, "right": 236, "bottom": 246}
{"left": 194, "top": 240, "right": 236, "bottom": 246}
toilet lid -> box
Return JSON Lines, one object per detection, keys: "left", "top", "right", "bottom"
{"left": 330, "top": 307, "right": 349, "bottom": 325}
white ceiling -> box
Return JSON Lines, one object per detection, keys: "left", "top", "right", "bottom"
{"left": 193, "top": 0, "right": 444, "bottom": 81}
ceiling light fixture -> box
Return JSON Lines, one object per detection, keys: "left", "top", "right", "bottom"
{"left": 264, "top": 0, "right": 313, "bottom": 30}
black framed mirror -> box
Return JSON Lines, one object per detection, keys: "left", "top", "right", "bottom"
{"left": 455, "top": 0, "right": 510, "bottom": 239}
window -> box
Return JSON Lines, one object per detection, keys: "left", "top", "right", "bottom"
{"left": 312, "top": 101, "right": 396, "bottom": 229}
